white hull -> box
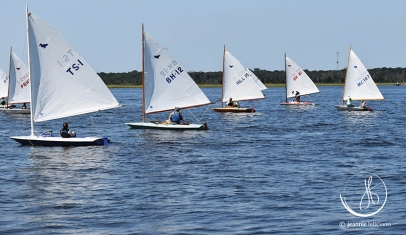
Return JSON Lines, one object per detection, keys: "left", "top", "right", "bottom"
{"left": 125, "top": 122, "right": 207, "bottom": 130}
{"left": 335, "top": 105, "right": 372, "bottom": 111}
{"left": 11, "top": 135, "right": 109, "bottom": 146}
{"left": 1, "top": 108, "right": 30, "bottom": 114}
{"left": 212, "top": 107, "right": 255, "bottom": 113}
{"left": 280, "top": 101, "right": 315, "bottom": 105}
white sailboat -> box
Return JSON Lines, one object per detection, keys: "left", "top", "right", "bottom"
{"left": 125, "top": 24, "right": 211, "bottom": 130}
{"left": 2, "top": 48, "right": 31, "bottom": 114}
{"left": 11, "top": 6, "right": 121, "bottom": 146}
{"left": 0, "top": 67, "right": 9, "bottom": 108}
{"left": 335, "top": 45, "right": 384, "bottom": 111}
{"left": 212, "top": 46, "right": 265, "bottom": 113}
{"left": 280, "top": 54, "right": 320, "bottom": 105}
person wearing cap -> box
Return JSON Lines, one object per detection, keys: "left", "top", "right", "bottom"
{"left": 168, "top": 107, "right": 183, "bottom": 124}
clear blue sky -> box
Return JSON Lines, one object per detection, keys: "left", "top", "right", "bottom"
{"left": 1, "top": 0, "right": 405, "bottom": 73}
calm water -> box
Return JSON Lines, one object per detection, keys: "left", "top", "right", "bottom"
{"left": 0, "top": 86, "right": 405, "bottom": 234}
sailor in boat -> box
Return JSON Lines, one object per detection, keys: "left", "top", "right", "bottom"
{"left": 168, "top": 107, "right": 184, "bottom": 124}
{"left": 0, "top": 97, "right": 6, "bottom": 106}
{"left": 347, "top": 97, "right": 354, "bottom": 107}
{"left": 227, "top": 98, "right": 234, "bottom": 108}
{"left": 295, "top": 91, "right": 301, "bottom": 102}
{"left": 360, "top": 100, "right": 367, "bottom": 109}
{"left": 60, "top": 122, "right": 76, "bottom": 138}
{"left": 22, "top": 103, "right": 27, "bottom": 109}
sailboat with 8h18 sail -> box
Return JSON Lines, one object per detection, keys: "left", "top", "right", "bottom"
{"left": 125, "top": 24, "right": 211, "bottom": 130}
{"left": 11, "top": 6, "right": 121, "bottom": 146}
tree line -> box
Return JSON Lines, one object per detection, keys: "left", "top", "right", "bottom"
{"left": 99, "top": 67, "right": 406, "bottom": 85}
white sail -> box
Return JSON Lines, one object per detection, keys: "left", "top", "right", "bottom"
{"left": 143, "top": 32, "right": 210, "bottom": 114}
{"left": 285, "top": 56, "right": 319, "bottom": 98}
{"left": 8, "top": 52, "right": 30, "bottom": 104}
{"left": 246, "top": 68, "right": 267, "bottom": 90}
{"left": 223, "top": 51, "right": 264, "bottom": 102}
{"left": 342, "top": 50, "right": 384, "bottom": 101}
{"left": 0, "top": 68, "right": 8, "bottom": 98}
{"left": 27, "top": 13, "right": 120, "bottom": 122}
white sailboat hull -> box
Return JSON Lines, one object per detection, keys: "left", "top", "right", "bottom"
{"left": 334, "top": 105, "right": 372, "bottom": 111}
{"left": 11, "top": 135, "right": 109, "bottom": 146}
{"left": 1, "top": 108, "right": 30, "bottom": 114}
{"left": 280, "top": 101, "right": 315, "bottom": 105}
{"left": 125, "top": 122, "right": 207, "bottom": 130}
{"left": 212, "top": 107, "right": 255, "bottom": 113}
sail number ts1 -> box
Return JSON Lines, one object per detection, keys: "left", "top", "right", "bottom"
{"left": 160, "top": 60, "right": 184, "bottom": 84}
{"left": 57, "top": 49, "right": 85, "bottom": 75}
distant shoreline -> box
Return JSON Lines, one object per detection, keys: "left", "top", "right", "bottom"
{"left": 107, "top": 83, "right": 400, "bottom": 88}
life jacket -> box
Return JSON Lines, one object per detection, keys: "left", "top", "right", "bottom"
{"left": 172, "top": 112, "right": 181, "bottom": 123}
{"left": 60, "top": 129, "right": 71, "bottom": 138}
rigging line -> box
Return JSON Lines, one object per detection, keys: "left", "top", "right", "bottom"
{"left": 311, "top": 92, "right": 322, "bottom": 101}
{"left": 106, "top": 106, "right": 120, "bottom": 125}
{"left": 89, "top": 111, "right": 102, "bottom": 136}
{"left": 187, "top": 105, "right": 211, "bottom": 122}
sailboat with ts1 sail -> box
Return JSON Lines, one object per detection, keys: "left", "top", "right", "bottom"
{"left": 11, "top": 6, "right": 121, "bottom": 146}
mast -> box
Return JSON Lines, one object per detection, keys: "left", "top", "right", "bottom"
{"left": 341, "top": 45, "right": 352, "bottom": 106}
{"left": 26, "top": 5, "right": 34, "bottom": 136}
{"left": 221, "top": 45, "right": 225, "bottom": 107}
{"left": 6, "top": 47, "right": 12, "bottom": 109}
{"left": 141, "top": 24, "right": 146, "bottom": 122}
{"left": 284, "top": 52, "right": 287, "bottom": 102}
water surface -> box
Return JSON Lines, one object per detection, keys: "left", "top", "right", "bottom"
{"left": 0, "top": 86, "right": 405, "bottom": 234}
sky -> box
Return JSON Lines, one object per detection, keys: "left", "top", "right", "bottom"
{"left": 1, "top": 0, "right": 406, "bottom": 73}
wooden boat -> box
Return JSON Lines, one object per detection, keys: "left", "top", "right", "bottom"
{"left": 212, "top": 45, "right": 265, "bottom": 113}
{"left": 335, "top": 45, "right": 384, "bottom": 111}
{"left": 11, "top": 6, "right": 121, "bottom": 146}
{"left": 125, "top": 24, "right": 210, "bottom": 130}
{"left": 280, "top": 53, "right": 320, "bottom": 105}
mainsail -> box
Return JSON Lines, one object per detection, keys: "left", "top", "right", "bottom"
{"left": 8, "top": 52, "right": 30, "bottom": 104}
{"left": 285, "top": 56, "right": 319, "bottom": 98}
{"left": 0, "top": 68, "right": 8, "bottom": 98}
{"left": 143, "top": 32, "right": 210, "bottom": 114}
{"left": 342, "top": 49, "right": 384, "bottom": 101}
{"left": 246, "top": 68, "right": 267, "bottom": 90}
{"left": 222, "top": 51, "right": 264, "bottom": 102}
{"left": 27, "top": 12, "right": 120, "bottom": 122}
